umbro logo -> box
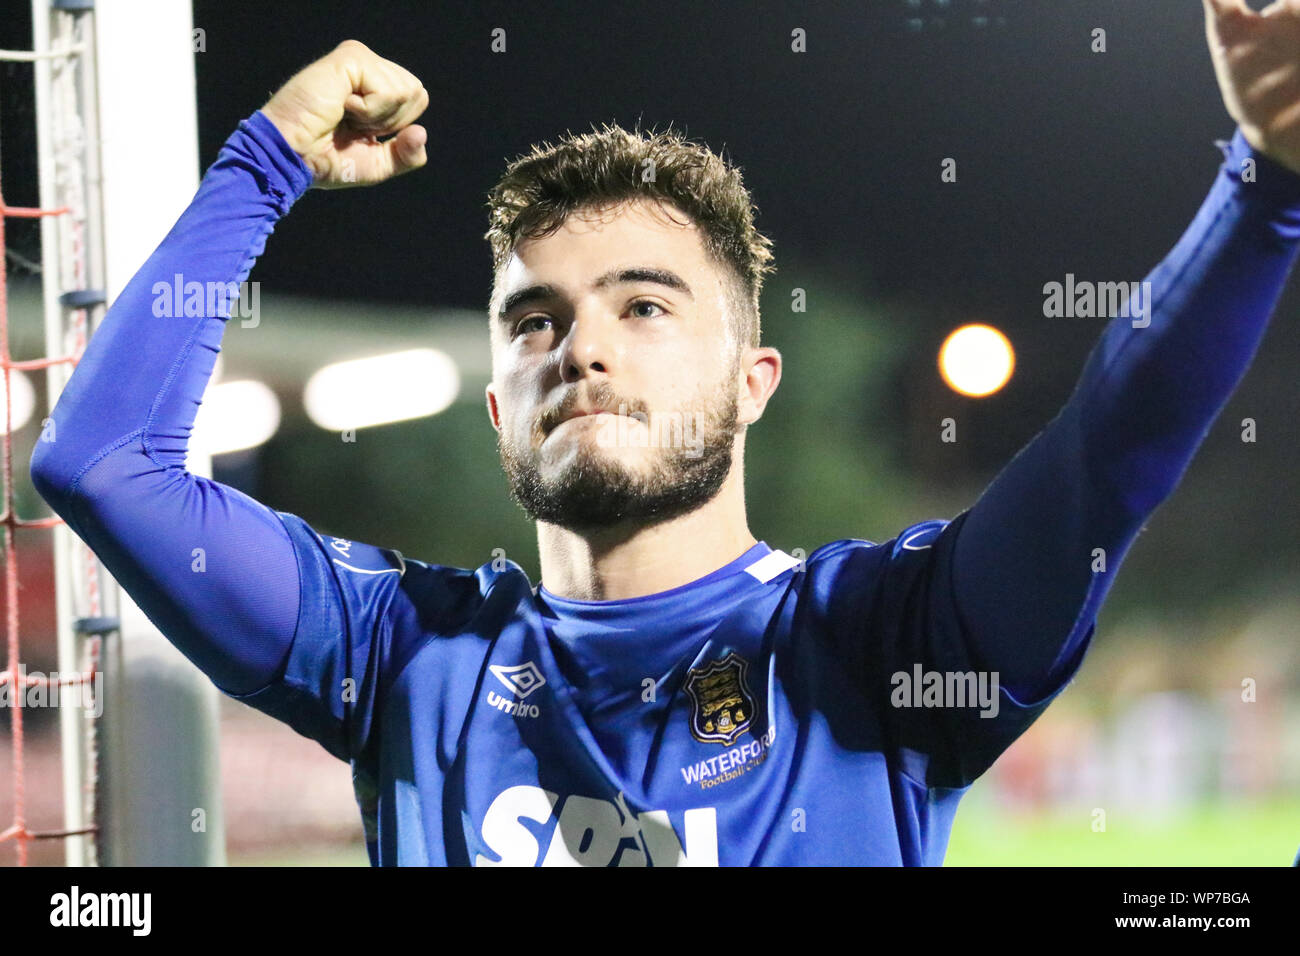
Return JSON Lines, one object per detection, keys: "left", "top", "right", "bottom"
{"left": 900, "top": 523, "right": 944, "bottom": 551}
{"left": 489, "top": 661, "right": 547, "bottom": 699}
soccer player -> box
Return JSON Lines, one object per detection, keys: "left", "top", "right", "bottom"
{"left": 28, "top": 1, "right": 1300, "bottom": 865}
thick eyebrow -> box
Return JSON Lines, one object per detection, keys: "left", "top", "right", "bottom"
{"left": 496, "top": 267, "right": 694, "bottom": 321}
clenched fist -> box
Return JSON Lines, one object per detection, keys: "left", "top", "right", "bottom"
{"left": 261, "top": 39, "right": 429, "bottom": 188}
{"left": 1205, "top": 0, "right": 1300, "bottom": 177}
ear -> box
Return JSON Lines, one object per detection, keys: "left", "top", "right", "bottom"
{"left": 485, "top": 383, "right": 502, "bottom": 433}
{"left": 737, "top": 347, "right": 782, "bottom": 427}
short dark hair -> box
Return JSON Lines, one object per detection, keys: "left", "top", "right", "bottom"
{"left": 484, "top": 121, "right": 775, "bottom": 348}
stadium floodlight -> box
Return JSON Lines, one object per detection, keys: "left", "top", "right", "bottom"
{"left": 303, "top": 347, "right": 460, "bottom": 432}
{"left": 191, "top": 379, "right": 281, "bottom": 456}
{"left": 938, "top": 323, "right": 1015, "bottom": 398}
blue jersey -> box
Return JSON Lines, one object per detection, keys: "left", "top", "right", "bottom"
{"left": 245, "top": 511, "right": 1064, "bottom": 865}
{"left": 30, "top": 111, "right": 1300, "bottom": 865}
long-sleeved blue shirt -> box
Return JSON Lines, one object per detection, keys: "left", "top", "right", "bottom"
{"left": 29, "top": 111, "right": 1300, "bottom": 865}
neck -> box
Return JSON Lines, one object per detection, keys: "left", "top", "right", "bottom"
{"left": 536, "top": 462, "right": 757, "bottom": 602}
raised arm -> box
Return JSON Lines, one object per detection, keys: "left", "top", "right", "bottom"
{"left": 948, "top": 0, "right": 1300, "bottom": 701}
{"left": 29, "top": 41, "right": 429, "bottom": 697}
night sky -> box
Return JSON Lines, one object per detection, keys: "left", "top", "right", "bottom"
{"left": 189, "top": 0, "right": 1231, "bottom": 318}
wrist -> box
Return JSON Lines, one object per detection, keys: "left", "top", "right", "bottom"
{"left": 231, "top": 111, "right": 316, "bottom": 205}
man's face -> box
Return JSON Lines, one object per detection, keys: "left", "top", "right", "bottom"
{"left": 485, "top": 199, "right": 745, "bottom": 531}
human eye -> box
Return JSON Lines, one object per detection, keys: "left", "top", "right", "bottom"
{"left": 513, "top": 314, "right": 554, "bottom": 337}
{"left": 628, "top": 299, "right": 668, "bottom": 318}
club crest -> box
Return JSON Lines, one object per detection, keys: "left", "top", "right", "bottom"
{"left": 684, "top": 652, "right": 756, "bottom": 746}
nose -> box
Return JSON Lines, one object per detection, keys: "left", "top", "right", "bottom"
{"left": 559, "top": 308, "right": 616, "bottom": 384}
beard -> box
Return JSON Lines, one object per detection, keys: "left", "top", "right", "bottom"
{"left": 497, "top": 372, "right": 740, "bottom": 532}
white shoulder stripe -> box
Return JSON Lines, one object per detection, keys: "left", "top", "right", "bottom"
{"left": 744, "top": 550, "right": 801, "bottom": 584}
{"left": 332, "top": 558, "right": 403, "bottom": 576}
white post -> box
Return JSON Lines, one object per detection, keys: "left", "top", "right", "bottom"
{"left": 31, "top": 0, "right": 225, "bottom": 865}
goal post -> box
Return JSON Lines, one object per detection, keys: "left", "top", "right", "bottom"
{"left": 29, "top": 0, "right": 225, "bottom": 865}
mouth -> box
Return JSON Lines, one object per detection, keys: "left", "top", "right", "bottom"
{"left": 546, "top": 409, "right": 641, "bottom": 443}
{"left": 549, "top": 410, "right": 617, "bottom": 433}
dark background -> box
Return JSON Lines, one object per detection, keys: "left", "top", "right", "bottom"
{"left": 4, "top": 0, "right": 1298, "bottom": 623}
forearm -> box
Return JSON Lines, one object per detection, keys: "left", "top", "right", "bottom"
{"left": 1075, "top": 129, "right": 1300, "bottom": 513}
{"left": 30, "top": 111, "right": 316, "bottom": 694}
{"left": 951, "top": 128, "right": 1300, "bottom": 699}
{"left": 31, "top": 110, "right": 311, "bottom": 501}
